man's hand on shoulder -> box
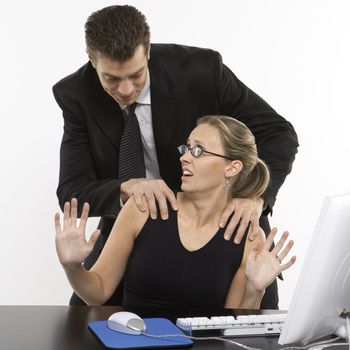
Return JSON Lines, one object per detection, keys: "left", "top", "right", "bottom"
{"left": 219, "top": 197, "right": 264, "bottom": 244}
{"left": 120, "top": 178, "right": 178, "bottom": 220}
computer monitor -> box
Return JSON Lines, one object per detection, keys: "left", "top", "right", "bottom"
{"left": 279, "top": 192, "right": 350, "bottom": 345}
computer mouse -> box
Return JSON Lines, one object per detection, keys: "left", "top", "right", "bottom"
{"left": 107, "top": 311, "right": 146, "bottom": 335}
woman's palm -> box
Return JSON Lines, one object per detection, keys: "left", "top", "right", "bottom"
{"left": 54, "top": 199, "right": 100, "bottom": 266}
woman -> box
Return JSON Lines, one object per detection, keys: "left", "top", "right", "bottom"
{"left": 55, "top": 115, "right": 296, "bottom": 308}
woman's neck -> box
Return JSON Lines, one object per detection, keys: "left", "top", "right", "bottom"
{"left": 178, "top": 190, "right": 229, "bottom": 228}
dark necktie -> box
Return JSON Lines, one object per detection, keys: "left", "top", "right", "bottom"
{"left": 118, "top": 102, "right": 146, "bottom": 180}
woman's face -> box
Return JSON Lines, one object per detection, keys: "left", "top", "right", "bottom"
{"left": 180, "top": 124, "right": 229, "bottom": 195}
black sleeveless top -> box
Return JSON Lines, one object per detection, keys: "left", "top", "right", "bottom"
{"left": 123, "top": 209, "right": 247, "bottom": 308}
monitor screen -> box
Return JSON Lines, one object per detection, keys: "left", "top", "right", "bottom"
{"left": 279, "top": 192, "right": 350, "bottom": 345}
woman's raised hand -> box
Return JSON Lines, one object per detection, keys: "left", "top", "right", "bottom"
{"left": 54, "top": 198, "right": 101, "bottom": 267}
{"left": 245, "top": 228, "right": 296, "bottom": 292}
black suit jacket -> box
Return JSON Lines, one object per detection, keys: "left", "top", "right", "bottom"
{"left": 53, "top": 44, "right": 298, "bottom": 308}
{"left": 53, "top": 44, "right": 298, "bottom": 218}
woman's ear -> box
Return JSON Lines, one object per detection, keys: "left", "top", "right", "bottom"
{"left": 225, "top": 160, "right": 243, "bottom": 178}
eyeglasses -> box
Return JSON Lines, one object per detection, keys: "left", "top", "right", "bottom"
{"left": 177, "top": 144, "right": 233, "bottom": 160}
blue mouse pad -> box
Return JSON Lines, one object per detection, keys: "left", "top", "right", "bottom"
{"left": 89, "top": 318, "right": 193, "bottom": 349}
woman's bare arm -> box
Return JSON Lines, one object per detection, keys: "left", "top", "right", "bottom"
{"left": 225, "top": 227, "right": 296, "bottom": 309}
{"left": 55, "top": 197, "right": 149, "bottom": 305}
{"left": 224, "top": 227, "right": 265, "bottom": 308}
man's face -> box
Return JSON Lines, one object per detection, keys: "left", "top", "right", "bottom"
{"left": 91, "top": 45, "right": 149, "bottom": 106}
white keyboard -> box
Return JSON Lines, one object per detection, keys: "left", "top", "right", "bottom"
{"left": 176, "top": 313, "right": 287, "bottom": 337}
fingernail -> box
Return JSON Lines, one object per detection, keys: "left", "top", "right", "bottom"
{"left": 234, "top": 238, "right": 240, "bottom": 244}
{"left": 220, "top": 222, "right": 225, "bottom": 228}
{"left": 224, "top": 234, "right": 230, "bottom": 241}
{"left": 140, "top": 207, "right": 146, "bottom": 212}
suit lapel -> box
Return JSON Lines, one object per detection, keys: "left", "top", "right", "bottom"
{"left": 88, "top": 65, "right": 123, "bottom": 150}
{"left": 149, "top": 58, "right": 181, "bottom": 167}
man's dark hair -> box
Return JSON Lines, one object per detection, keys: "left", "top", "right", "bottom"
{"left": 85, "top": 5, "right": 150, "bottom": 62}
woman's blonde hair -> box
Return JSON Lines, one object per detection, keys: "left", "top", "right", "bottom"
{"left": 196, "top": 115, "right": 270, "bottom": 198}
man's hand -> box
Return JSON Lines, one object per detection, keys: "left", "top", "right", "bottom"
{"left": 120, "top": 179, "right": 178, "bottom": 220}
{"left": 219, "top": 197, "right": 264, "bottom": 244}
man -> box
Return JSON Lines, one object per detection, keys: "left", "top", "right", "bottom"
{"left": 53, "top": 5, "right": 298, "bottom": 308}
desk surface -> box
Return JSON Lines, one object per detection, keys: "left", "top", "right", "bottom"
{"left": 0, "top": 306, "right": 346, "bottom": 350}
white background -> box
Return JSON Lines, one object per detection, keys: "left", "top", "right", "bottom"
{"left": 1, "top": 0, "right": 349, "bottom": 309}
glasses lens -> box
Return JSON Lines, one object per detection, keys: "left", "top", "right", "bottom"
{"left": 192, "top": 146, "right": 202, "bottom": 157}
{"left": 177, "top": 145, "right": 188, "bottom": 155}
